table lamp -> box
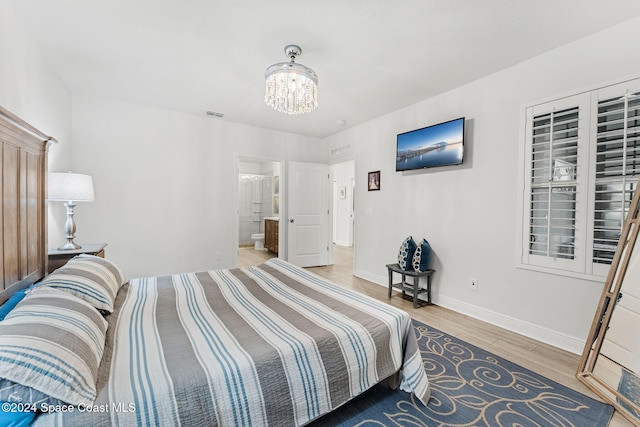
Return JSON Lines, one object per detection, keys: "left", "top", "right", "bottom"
{"left": 48, "top": 172, "right": 95, "bottom": 250}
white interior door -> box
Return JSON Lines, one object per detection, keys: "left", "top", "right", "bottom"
{"left": 287, "top": 161, "right": 330, "bottom": 267}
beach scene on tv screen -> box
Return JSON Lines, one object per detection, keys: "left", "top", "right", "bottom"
{"left": 396, "top": 118, "right": 464, "bottom": 171}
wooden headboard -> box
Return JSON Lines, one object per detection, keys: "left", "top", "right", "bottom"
{"left": 0, "top": 106, "right": 56, "bottom": 304}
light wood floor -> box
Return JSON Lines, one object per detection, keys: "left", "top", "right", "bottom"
{"left": 238, "top": 245, "right": 632, "bottom": 426}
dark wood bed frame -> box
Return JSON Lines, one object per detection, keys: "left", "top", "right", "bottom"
{"left": 0, "top": 106, "right": 56, "bottom": 304}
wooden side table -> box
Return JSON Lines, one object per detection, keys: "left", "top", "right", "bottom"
{"left": 48, "top": 243, "right": 107, "bottom": 274}
{"left": 386, "top": 263, "right": 434, "bottom": 308}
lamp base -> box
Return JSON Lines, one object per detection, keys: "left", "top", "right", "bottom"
{"left": 58, "top": 201, "right": 81, "bottom": 250}
{"left": 57, "top": 240, "right": 81, "bottom": 250}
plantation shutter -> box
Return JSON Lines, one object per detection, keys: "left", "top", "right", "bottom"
{"left": 592, "top": 90, "right": 640, "bottom": 265}
{"left": 519, "top": 78, "right": 640, "bottom": 279}
{"left": 521, "top": 91, "right": 591, "bottom": 275}
{"left": 529, "top": 106, "right": 580, "bottom": 260}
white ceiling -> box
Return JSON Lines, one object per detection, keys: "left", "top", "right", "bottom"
{"left": 9, "top": 0, "right": 640, "bottom": 138}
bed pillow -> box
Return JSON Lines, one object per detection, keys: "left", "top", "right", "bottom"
{"left": 0, "top": 288, "right": 107, "bottom": 406}
{"left": 398, "top": 236, "right": 417, "bottom": 270}
{"left": 40, "top": 254, "right": 126, "bottom": 313}
{"left": 412, "top": 238, "right": 432, "bottom": 272}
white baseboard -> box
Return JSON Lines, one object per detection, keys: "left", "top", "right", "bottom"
{"left": 354, "top": 268, "right": 585, "bottom": 355}
{"left": 436, "top": 295, "right": 585, "bottom": 355}
{"left": 354, "top": 268, "right": 386, "bottom": 285}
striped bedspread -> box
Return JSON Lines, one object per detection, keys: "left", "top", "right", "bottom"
{"left": 35, "top": 258, "right": 430, "bottom": 427}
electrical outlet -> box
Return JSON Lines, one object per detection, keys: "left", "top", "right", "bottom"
{"left": 470, "top": 278, "right": 479, "bottom": 291}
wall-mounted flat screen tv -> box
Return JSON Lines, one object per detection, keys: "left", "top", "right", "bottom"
{"left": 396, "top": 117, "right": 465, "bottom": 171}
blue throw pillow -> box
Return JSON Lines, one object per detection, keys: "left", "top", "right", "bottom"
{"left": 412, "top": 238, "right": 432, "bottom": 272}
{"left": 0, "top": 403, "right": 36, "bottom": 427}
{"left": 398, "top": 236, "right": 417, "bottom": 270}
{"left": 0, "top": 289, "right": 28, "bottom": 321}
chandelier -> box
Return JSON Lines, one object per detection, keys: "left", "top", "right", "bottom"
{"left": 265, "top": 45, "right": 318, "bottom": 115}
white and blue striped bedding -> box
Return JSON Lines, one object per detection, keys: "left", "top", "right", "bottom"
{"left": 35, "top": 258, "right": 430, "bottom": 427}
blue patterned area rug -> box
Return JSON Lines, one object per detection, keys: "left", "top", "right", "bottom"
{"left": 310, "top": 320, "right": 613, "bottom": 427}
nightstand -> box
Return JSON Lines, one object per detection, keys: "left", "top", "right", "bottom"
{"left": 48, "top": 243, "right": 107, "bottom": 274}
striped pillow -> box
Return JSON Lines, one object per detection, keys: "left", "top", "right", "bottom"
{"left": 0, "top": 288, "right": 107, "bottom": 406}
{"left": 41, "top": 254, "right": 126, "bottom": 313}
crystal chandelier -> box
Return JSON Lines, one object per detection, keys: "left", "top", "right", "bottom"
{"left": 265, "top": 45, "right": 318, "bottom": 115}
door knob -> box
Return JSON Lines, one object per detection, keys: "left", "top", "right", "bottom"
{"left": 289, "top": 219, "right": 294, "bottom": 223}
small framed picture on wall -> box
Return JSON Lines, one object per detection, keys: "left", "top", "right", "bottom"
{"left": 368, "top": 171, "right": 380, "bottom": 191}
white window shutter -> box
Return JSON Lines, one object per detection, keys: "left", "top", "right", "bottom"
{"left": 591, "top": 88, "right": 640, "bottom": 270}
{"left": 521, "top": 93, "right": 590, "bottom": 274}
{"left": 519, "top": 78, "right": 640, "bottom": 280}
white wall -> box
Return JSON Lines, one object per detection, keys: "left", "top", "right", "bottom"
{"left": 0, "top": 0, "right": 72, "bottom": 248}
{"left": 0, "top": 1, "right": 70, "bottom": 150}
{"left": 325, "top": 17, "right": 640, "bottom": 354}
{"left": 70, "top": 94, "right": 326, "bottom": 279}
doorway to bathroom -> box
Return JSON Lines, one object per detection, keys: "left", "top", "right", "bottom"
{"left": 237, "top": 157, "right": 281, "bottom": 265}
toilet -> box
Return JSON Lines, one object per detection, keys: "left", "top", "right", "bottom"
{"left": 251, "top": 233, "right": 265, "bottom": 250}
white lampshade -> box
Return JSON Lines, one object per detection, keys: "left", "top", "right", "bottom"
{"left": 48, "top": 172, "right": 95, "bottom": 202}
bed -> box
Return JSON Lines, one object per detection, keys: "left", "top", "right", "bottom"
{"left": 0, "top": 106, "right": 430, "bottom": 426}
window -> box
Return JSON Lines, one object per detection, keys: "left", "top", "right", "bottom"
{"left": 519, "top": 78, "right": 640, "bottom": 279}
{"left": 529, "top": 106, "right": 579, "bottom": 261}
{"left": 593, "top": 91, "right": 640, "bottom": 266}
